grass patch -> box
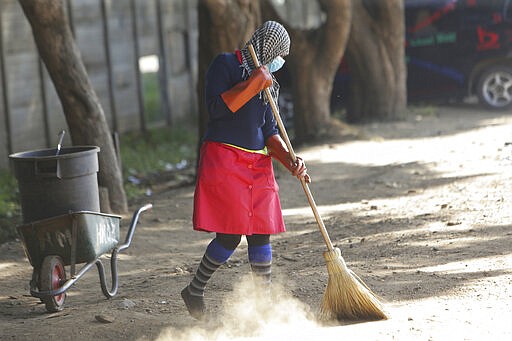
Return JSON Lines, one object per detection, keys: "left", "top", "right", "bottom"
{"left": 0, "top": 169, "right": 21, "bottom": 243}
{"left": 120, "top": 124, "right": 198, "bottom": 200}
{"left": 143, "top": 72, "right": 164, "bottom": 124}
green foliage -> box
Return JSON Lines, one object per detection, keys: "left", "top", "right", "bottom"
{"left": 0, "top": 170, "right": 21, "bottom": 243}
{"left": 120, "top": 125, "right": 197, "bottom": 200}
{"left": 0, "top": 170, "right": 18, "bottom": 216}
{"left": 331, "top": 107, "right": 347, "bottom": 121}
{"left": 408, "top": 105, "right": 439, "bottom": 117}
{"left": 143, "top": 72, "right": 164, "bottom": 123}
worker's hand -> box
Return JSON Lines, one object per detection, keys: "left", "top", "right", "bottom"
{"left": 289, "top": 156, "right": 312, "bottom": 183}
{"left": 221, "top": 66, "right": 272, "bottom": 112}
{"left": 266, "top": 134, "right": 311, "bottom": 183}
{"left": 250, "top": 66, "right": 273, "bottom": 91}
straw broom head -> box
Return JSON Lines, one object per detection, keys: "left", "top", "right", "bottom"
{"left": 319, "top": 248, "right": 388, "bottom": 321}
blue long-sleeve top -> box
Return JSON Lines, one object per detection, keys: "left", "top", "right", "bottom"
{"left": 202, "top": 53, "right": 279, "bottom": 150}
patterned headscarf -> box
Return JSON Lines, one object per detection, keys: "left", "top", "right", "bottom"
{"left": 239, "top": 21, "right": 290, "bottom": 105}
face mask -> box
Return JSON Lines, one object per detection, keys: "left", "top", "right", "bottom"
{"left": 266, "top": 56, "right": 285, "bottom": 73}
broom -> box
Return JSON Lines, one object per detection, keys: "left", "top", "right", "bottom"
{"left": 248, "top": 44, "right": 388, "bottom": 321}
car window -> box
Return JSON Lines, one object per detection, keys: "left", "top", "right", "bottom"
{"left": 504, "top": 0, "right": 512, "bottom": 21}
{"left": 461, "top": 0, "right": 509, "bottom": 29}
{"left": 406, "top": 1, "right": 457, "bottom": 47}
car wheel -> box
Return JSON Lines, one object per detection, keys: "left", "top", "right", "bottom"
{"left": 476, "top": 66, "right": 512, "bottom": 110}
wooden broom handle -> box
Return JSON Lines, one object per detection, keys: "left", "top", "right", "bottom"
{"left": 247, "top": 44, "right": 335, "bottom": 252}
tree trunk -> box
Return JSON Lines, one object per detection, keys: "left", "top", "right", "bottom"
{"left": 262, "top": 0, "right": 352, "bottom": 144}
{"left": 18, "top": 0, "right": 127, "bottom": 213}
{"left": 197, "top": 0, "right": 261, "bottom": 151}
{"left": 345, "top": 0, "right": 406, "bottom": 123}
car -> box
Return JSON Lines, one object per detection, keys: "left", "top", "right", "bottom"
{"left": 331, "top": 0, "right": 512, "bottom": 111}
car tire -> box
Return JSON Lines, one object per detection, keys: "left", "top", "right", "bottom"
{"left": 476, "top": 66, "right": 512, "bottom": 110}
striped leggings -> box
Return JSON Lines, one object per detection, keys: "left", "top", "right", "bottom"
{"left": 186, "top": 233, "right": 272, "bottom": 297}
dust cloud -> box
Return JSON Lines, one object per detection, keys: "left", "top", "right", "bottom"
{"left": 155, "top": 275, "right": 326, "bottom": 341}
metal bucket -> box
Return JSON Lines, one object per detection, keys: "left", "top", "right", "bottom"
{"left": 9, "top": 146, "right": 100, "bottom": 223}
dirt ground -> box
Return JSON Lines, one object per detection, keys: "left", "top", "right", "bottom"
{"left": 1, "top": 104, "right": 512, "bottom": 340}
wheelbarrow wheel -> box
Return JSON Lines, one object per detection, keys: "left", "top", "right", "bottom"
{"left": 30, "top": 268, "right": 44, "bottom": 303}
{"left": 39, "top": 255, "right": 66, "bottom": 312}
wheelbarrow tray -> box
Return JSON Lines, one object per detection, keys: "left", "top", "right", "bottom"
{"left": 17, "top": 211, "right": 121, "bottom": 268}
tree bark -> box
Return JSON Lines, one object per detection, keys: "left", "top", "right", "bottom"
{"left": 262, "top": 0, "right": 352, "bottom": 144}
{"left": 18, "top": 0, "right": 127, "bottom": 213}
{"left": 197, "top": 0, "right": 261, "bottom": 149}
{"left": 345, "top": 0, "right": 406, "bottom": 123}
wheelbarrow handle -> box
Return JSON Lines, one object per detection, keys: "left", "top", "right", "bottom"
{"left": 119, "top": 203, "right": 153, "bottom": 252}
{"left": 99, "top": 203, "right": 152, "bottom": 298}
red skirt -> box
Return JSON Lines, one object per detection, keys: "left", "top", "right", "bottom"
{"left": 193, "top": 141, "right": 285, "bottom": 235}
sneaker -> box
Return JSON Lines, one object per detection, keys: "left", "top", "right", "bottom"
{"left": 181, "top": 286, "right": 205, "bottom": 320}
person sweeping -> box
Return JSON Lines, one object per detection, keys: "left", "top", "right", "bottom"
{"left": 181, "top": 21, "right": 310, "bottom": 320}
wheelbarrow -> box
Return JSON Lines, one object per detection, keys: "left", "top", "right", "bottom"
{"left": 16, "top": 204, "right": 152, "bottom": 312}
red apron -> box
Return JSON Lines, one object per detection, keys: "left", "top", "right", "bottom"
{"left": 193, "top": 141, "right": 285, "bottom": 235}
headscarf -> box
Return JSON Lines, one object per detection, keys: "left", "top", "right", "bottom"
{"left": 239, "top": 21, "right": 290, "bottom": 105}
